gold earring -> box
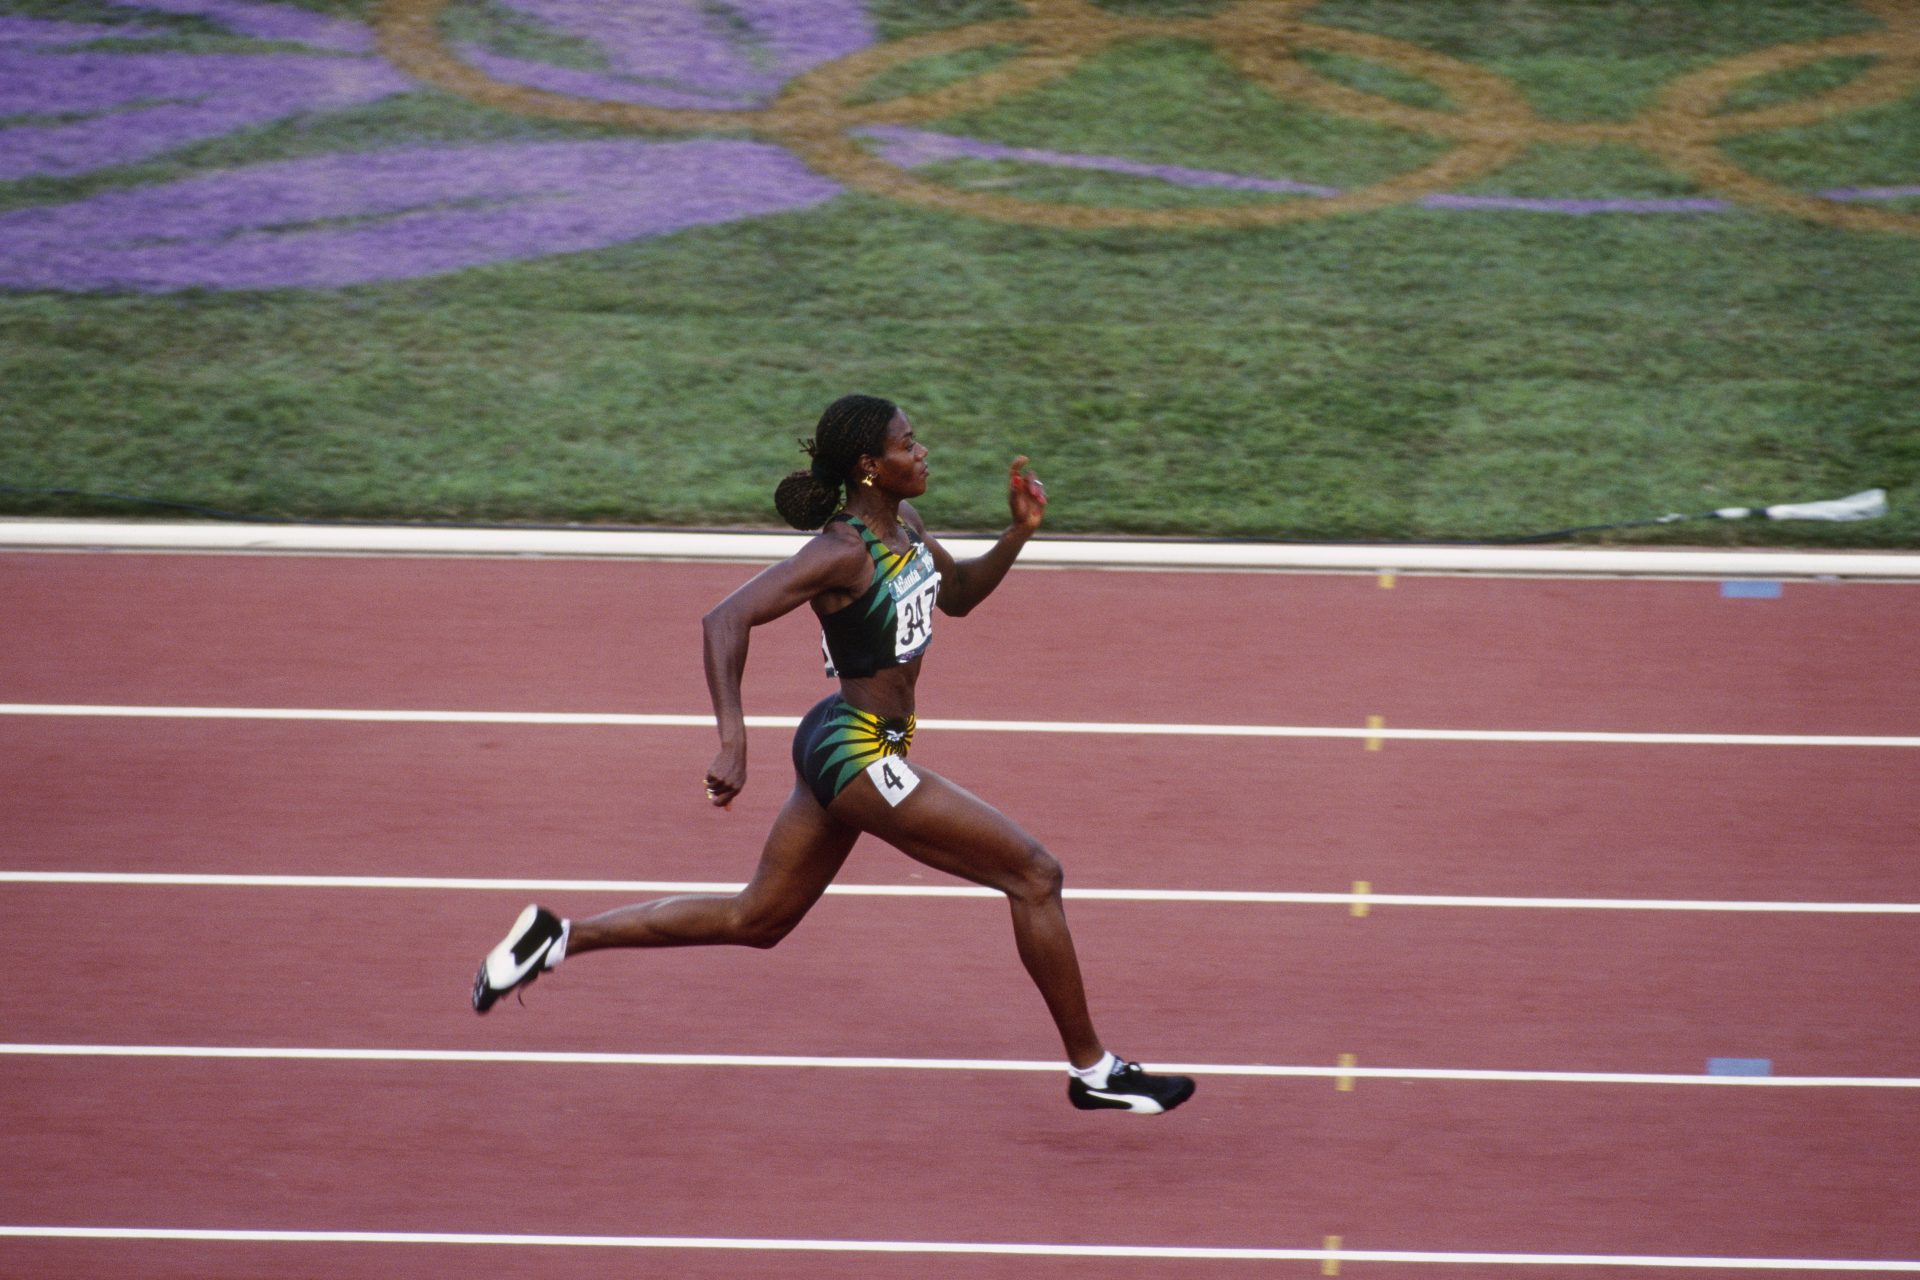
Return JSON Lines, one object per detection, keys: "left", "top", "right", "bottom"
{"left": 860, "top": 473, "right": 875, "bottom": 488}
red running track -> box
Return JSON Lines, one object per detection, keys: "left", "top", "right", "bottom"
{"left": 2, "top": 551, "right": 1918, "bottom": 1278}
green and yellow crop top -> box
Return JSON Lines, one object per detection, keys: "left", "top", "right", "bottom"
{"left": 819, "top": 513, "right": 940, "bottom": 679}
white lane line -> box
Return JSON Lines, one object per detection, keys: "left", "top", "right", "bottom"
{"left": 2, "top": 871, "right": 1913, "bottom": 915}
{"left": 3, "top": 703, "right": 1915, "bottom": 747}
{"left": 0, "top": 1227, "right": 1914, "bottom": 1270}
{"left": 4, "top": 1043, "right": 1916, "bottom": 1088}
{"left": 4, "top": 870, "right": 1917, "bottom": 914}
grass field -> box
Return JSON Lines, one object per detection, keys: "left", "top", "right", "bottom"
{"left": 3, "top": 0, "right": 1916, "bottom": 546}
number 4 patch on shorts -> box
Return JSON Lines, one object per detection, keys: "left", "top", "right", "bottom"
{"left": 865, "top": 755, "right": 920, "bottom": 807}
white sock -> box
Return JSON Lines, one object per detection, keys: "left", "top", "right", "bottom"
{"left": 1068, "top": 1051, "right": 1118, "bottom": 1090}
{"left": 545, "top": 919, "right": 570, "bottom": 969}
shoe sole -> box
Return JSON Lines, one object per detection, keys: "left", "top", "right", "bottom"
{"left": 472, "top": 904, "right": 555, "bottom": 1014}
{"left": 1069, "top": 1077, "right": 1195, "bottom": 1114}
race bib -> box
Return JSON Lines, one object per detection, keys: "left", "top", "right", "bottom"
{"left": 866, "top": 755, "right": 920, "bottom": 807}
{"left": 892, "top": 572, "right": 939, "bottom": 659}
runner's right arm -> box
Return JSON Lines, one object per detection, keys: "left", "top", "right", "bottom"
{"left": 700, "top": 531, "right": 869, "bottom": 806}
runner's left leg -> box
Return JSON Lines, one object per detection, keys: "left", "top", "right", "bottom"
{"left": 829, "top": 764, "right": 1104, "bottom": 1069}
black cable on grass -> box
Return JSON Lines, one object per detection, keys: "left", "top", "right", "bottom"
{"left": 0, "top": 484, "right": 1888, "bottom": 544}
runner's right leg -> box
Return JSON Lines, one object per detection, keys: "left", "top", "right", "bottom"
{"left": 830, "top": 762, "right": 1194, "bottom": 1114}
{"left": 473, "top": 781, "right": 858, "bottom": 1010}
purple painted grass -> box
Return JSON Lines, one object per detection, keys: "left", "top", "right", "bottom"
{"left": 0, "top": 17, "right": 166, "bottom": 45}
{"left": 1826, "top": 185, "right": 1920, "bottom": 201}
{"left": 497, "top": 0, "right": 767, "bottom": 96}
{"left": 0, "top": 139, "right": 841, "bottom": 290}
{"left": 0, "top": 2, "right": 1912, "bottom": 292}
{"left": 490, "top": 0, "right": 873, "bottom": 102}
{"left": 105, "top": 0, "right": 375, "bottom": 53}
{"left": 0, "top": 49, "right": 409, "bottom": 180}
{"left": 867, "top": 127, "right": 1915, "bottom": 216}
{"left": 863, "top": 124, "right": 1342, "bottom": 196}
{"left": 7, "top": 122, "right": 1918, "bottom": 292}
{"left": 0, "top": 48, "right": 399, "bottom": 116}
{"left": 866, "top": 127, "right": 1705, "bottom": 212}
{"left": 720, "top": 0, "right": 875, "bottom": 84}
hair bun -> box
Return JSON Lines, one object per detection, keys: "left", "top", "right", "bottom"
{"left": 774, "top": 469, "right": 840, "bottom": 530}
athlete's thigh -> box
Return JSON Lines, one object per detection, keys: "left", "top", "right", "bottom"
{"left": 738, "top": 780, "right": 862, "bottom": 920}
{"left": 830, "top": 764, "right": 1045, "bottom": 894}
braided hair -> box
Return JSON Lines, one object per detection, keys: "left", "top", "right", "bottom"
{"left": 773, "top": 394, "right": 898, "bottom": 530}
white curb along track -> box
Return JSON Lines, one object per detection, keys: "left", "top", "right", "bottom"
{"left": 4, "top": 519, "right": 1919, "bottom": 578}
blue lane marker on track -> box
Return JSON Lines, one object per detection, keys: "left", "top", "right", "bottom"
{"left": 1707, "top": 1058, "right": 1773, "bottom": 1076}
{"left": 1721, "top": 580, "right": 1783, "bottom": 599}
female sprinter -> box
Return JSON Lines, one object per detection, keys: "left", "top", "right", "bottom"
{"left": 471, "top": 395, "right": 1193, "bottom": 1114}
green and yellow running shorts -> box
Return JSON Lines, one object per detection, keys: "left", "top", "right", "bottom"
{"left": 792, "top": 694, "right": 917, "bottom": 809}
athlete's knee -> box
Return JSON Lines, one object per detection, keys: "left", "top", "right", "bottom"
{"left": 728, "top": 900, "right": 804, "bottom": 949}
{"left": 735, "top": 915, "right": 797, "bottom": 949}
{"left": 1006, "top": 840, "right": 1064, "bottom": 906}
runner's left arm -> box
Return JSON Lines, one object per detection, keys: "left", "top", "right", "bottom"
{"left": 908, "top": 455, "right": 1047, "bottom": 618}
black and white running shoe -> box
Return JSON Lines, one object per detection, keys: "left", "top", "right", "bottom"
{"left": 1068, "top": 1060, "right": 1196, "bottom": 1114}
{"left": 471, "top": 904, "right": 563, "bottom": 1014}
